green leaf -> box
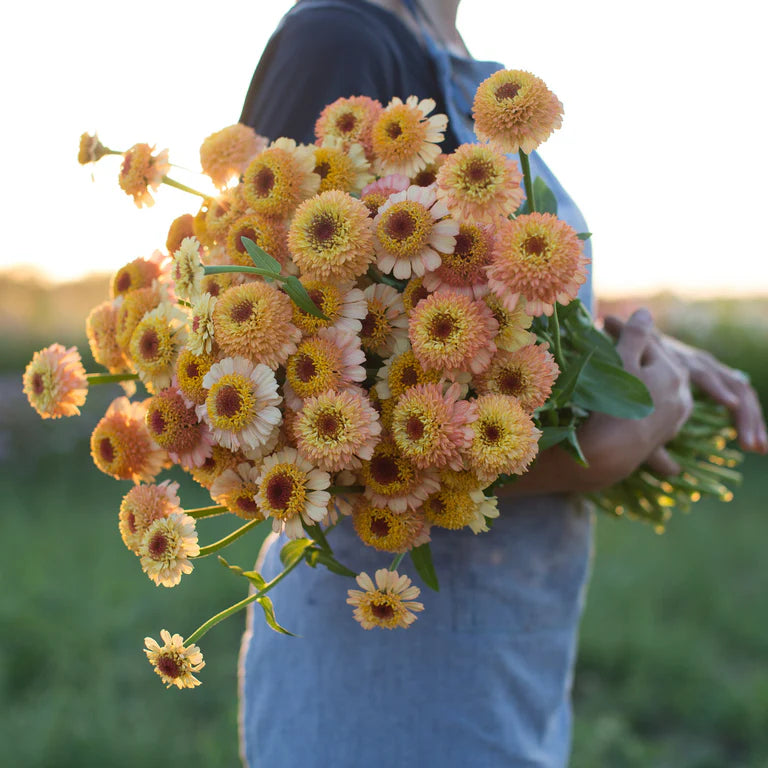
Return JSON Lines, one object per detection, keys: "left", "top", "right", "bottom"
{"left": 533, "top": 177, "right": 558, "bottom": 215}
{"left": 279, "top": 538, "right": 314, "bottom": 570}
{"left": 573, "top": 358, "right": 654, "bottom": 419}
{"left": 577, "top": 232, "right": 592, "bottom": 241}
{"left": 256, "top": 596, "right": 296, "bottom": 636}
{"left": 241, "top": 236, "right": 282, "bottom": 273}
{"left": 566, "top": 323, "right": 622, "bottom": 366}
{"left": 564, "top": 428, "right": 589, "bottom": 467}
{"left": 551, "top": 349, "right": 592, "bottom": 407}
{"left": 282, "top": 275, "right": 328, "bottom": 319}
{"left": 538, "top": 426, "right": 574, "bottom": 452}
{"left": 307, "top": 548, "right": 358, "bottom": 578}
{"left": 217, "top": 556, "right": 266, "bottom": 589}
{"left": 410, "top": 543, "right": 439, "bottom": 591}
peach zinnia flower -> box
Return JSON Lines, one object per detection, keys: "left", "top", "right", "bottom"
{"left": 175, "top": 348, "right": 216, "bottom": 407}
{"left": 422, "top": 487, "right": 499, "bottom": 534}
{"left": 115, "top": 284, "right": 165, "bottom": 351}
{"left": 256, "top": 447, "right": 331, "bottom": 539}
{"left": 401, "top": 276, "right": 431, "bottom": 313}
{"left": 197, "top": 357, "right": 282, "bottom": 452}
{"left": 360, "top": 439, "right": 440, "bottom": 513}
{"left": 487, "top": 212, "right": 589, "bottom": 317}
{"left": 23, "top": 343, "right": 88, "bottom": 419}
{"left": 408, "top": 290, "right": 498, "bottom": 377}
{"left": 118, "top": 142, "right": 170, "bottom": 208}
{"left": 315, "top": 95, "right": 383, "bottom": 159}
{"left": 475, "top": 344, "right": 560, "bottom": 413}
{"left": 78, "top": 132, "right": 112, "bottom": 165}
{"left": 359, "top": 283, "right": 409, "bottom": 357}
{"left": 423, "top": 221, "right": 494, "bottom": 299}
{"left": 288, "top": 190, "right": 374, "bottom": 283}
{"left": 436, "top": 144, "right": 523, "bottom": 223}
{"left": 391, "top": 382, "right": 475, "bottom": 470}
{"left": 472, "top": 69, "right": 564, "bottom": 155}
{"left": 90, "top": 397, "right": 167, "bottom": 483}
{"left": 410, "top": 155, "right": 447, "bottom": 187}
{"left": 210, "top": 461, "right": 265, "bottom": 520}
{"left": 295, "top": 389, "right": 381, "bottom": 472}
{"left": 200, "top": 123, "right": 268, "bottom": 189}
{"left": 144, "top": 630, "right": 205, "bottom": 689}
{"left": 242, "top": 138, "right": 320, "bottom": 218}
{"left": 352, "top": 499, "right": 429, "bottom": 553}
{"left": 375, "top": 341, "right": 441, "bottom": 400}
{"left": 213, "top": 281, "right": 300, "bottom": 370}
{"left": 371, "top": 96, "right": 447, "bottom": 177}
{"left": 111, "top": 251, "right": 169, "bottom": 299}
{"left": 347, "top": 569, "right": 424, "bottom": 630}
{"left": 464, "top": 393, "right": 541, "bottom": 482}
{"left": 373, "top": 185, "right": 458, "bottom": 280}
{"left": 188, "top": 444, "right": 245, "bottom": 489}
{"left": 145, "top": 385, "right": 213, "bottom": 467}
{"left": 119, "top": 479, "right": 181, "bottom": 554}
{"left": 313, "top": 137, "right": 374, "bottom": 194}
{"left": 291, "top": 279, "right": 367, "bottom": 337}
{"left": 129, "top": 304, "right": 188, "bottom": 393}
{"left": 167, "top": 213, "right": 196, "bottom": 254}
{"left": 360, "top": 173, "right": 410, "bottom": 217}
{"left": 86, "top": 301, "right": 132, "bottom": 374}
{"left": 483, "top": 293, "right": 535, "bottom": 352}
{"left": 225, "top": 213, "right": 290, "bottom": 270}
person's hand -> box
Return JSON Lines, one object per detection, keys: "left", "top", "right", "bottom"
{"left": 604, "top": 316, "right": 768, "bottom": 455}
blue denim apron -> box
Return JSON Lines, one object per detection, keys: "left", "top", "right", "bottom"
{"left": 240, "top": 3, "right": 594, "bottom": 766}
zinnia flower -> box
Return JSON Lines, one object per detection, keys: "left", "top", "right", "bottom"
{"left": 295, "top": 389, "right": 381, "bottom": 472}
{"left": 483, "top": 293, "right": 535, "bottom": 352}
{"left": 361, "top": 173, "right": 410, "bottom": 217}
{"left": 171, "top": 237, "right": 205, "bottom": 302}
{"left": 119, "top": 480, "right": 181, "bottom": 554}
{"left": 291, "top": 280, "right": 367, "bottom": 337}
{"left": 315, "top": 95, "right": 383, "bottom": 159}
{"left": 375, "top": 341, "right": 441, "bottom": 400}
{"left": 422, "top": 487, "right": 499, "bottom": 534}
{"left": 111, "top": 251, "right": 169, "bottom": 299}
{"left": 210, "top": 461, "right": 265, "bottom": 520}
{"left": 23, "top": 343, "right": 88, "bottom": 419}
{"left": 410, "top": 155, "right": 446, "bottom": 187}
{"left": 359, "top": 283, "right": 409, "bottom": 357}
{"left": 139, "top": 512, "right": 199, "bottom": 587}
{"left": 78, "top": 132, "right": 112, "bottom": 165}
{"left": 175, "top": 348, "right": 216, "bottom": 407}
{"left": 487, "top": 212, "right": 589, "bottom": 316}
{"left": 464, "top": 393, "right": 540, "bottom": 482}
{"left": 475, "top": 344, "right": 559, "bottom": 412}
{"left": 288, "top": 190, "right": 374, "bottom": 283}
{"left": 347, "top": 569, "right": 424, "bottom": 629}
{"left": 166, "top": 213, "right": 196, "bottom": 254}
{"left": 436, "top": 143, "right": 523, "bottom": 223}
{"left": 373, "top": 185, "right": 458, "bottom": 280}
{"left": 118, "top": 142, "right": 170, "bottom": 208}
{"left": 187, "top": 293, "right": 217, "bottom": 357}
{"left": 371, "top": 96, "right": 447, "bottom": 177}
{"left": 200, "top": 123, "right": 268, "bottom": 189}
{"left": 472, "top": 69, "right": 564, "bottom": 154}
{"left": 401, "top": 276, "right": 431, "bottom": 313}
{"left": 144, "top": 630, "right": 205, "bottom": 689}
{"left": 256, "top": 447, "right": 331, "bottom": 538}
{"left": 86, "top": 301, "right": 132, "bottom": 374}
{"left": 115, "top": 284, "right": 165, "bottom": 351}
{"left": 188, "top": 444, "right": 245, "bottom": 489}
{"left": 313, "top": 137, "right": 374, "bottom": 194}
{"left": 352, "top": 499, "right": 429, "bottom": 552}
{"left": 197, "top": 357, "right": 282, "bottom": 452}
{"left": 225, "top": 213, "right": 290, "bottom": 270}
{"left": 129, "top": 304, "right": 188, "bottom": 393}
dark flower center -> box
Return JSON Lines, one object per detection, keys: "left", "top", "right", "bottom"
{"left": 139, "top": 329, "right": 160, "bottom": 360}
{"left": 185, "top": 362, "right": 200, "bottom": 379}
{"left": 314, "top": 161, "right": 331, "bottom": 180}
{"left": 523, "top": 235, "right": 547, "bottom": 258}
{"left": 482, "top": 422, "right": 502, "bottom": 443}
{"left": 231, "top": 300, "right": 254, "bottom": 323}
{"left": 310, "top": 213, "right": 337, "bottom": 244}
{"left": 495, "top": 82, "right": 521, "bottom": 100}
{"left": 266, "top": 474, "right": 295, "bottom": 509}
{"left": 236, "top": 496, "right": 259, "bottom": 514}
{"left": 316, "top": 411, "right": 341, "bottom": 438}
{"left": 148, "top": 408, "right": 167, "bottom": 435}
{"left": 236, "top": 227, "right": 256, "bottom": 254}
{"left": 464, "top": 158, "right": 492, "bottom": 187}
{"left": 429, "top": 313, "right": 455, "bottom": 341}
{"left": 157, "top": 653, "right": 183, "bottom": 678}
{"left": 370, "top": 455, "right": 400, "bottom": 485}
{"left": 384, "top": 209, "right": 416, "bottom": 240}
{"left": 294, "top": 353, "right": 317, "bottom": 383}
{"left": 254, "top": 167, "right": 276, "bottom": 197}
{"left": 336, "top": 112, "right": 357, "bottom": 134}
{"left": 215, "top": 385, "right": 243, "bottom": 418}
{"left": 31, "top": 372, "right": 44, "bottom": 395}
{"left": 405, "top": 415, "right": 425, "bottom": 441}
{"left": 499, "top": 369, "right": 524, "bottom": 396}
{"left": 99, "top": 437, "right": 115, "bottom": 463}
{"left": 370, "top": 514, "right": 391, "bottom": 538}
{"left": 412, "top": 169, "right": 436, "bottom": 187}
{"left": 126, "top": 511, "right": 137, "bottom": 534}
{"left": 116, "top": 271, "right": 132, "bottom": 293}
{"left": 385, "top": 121, "right": 403, "bottom": 140}
{"left": 148, "top": 531, "right": 169, "bottom": 558}
{"left": 371, "top": 601, "right": 395, "bottom": 619}
{"left": 399, "top": 364, "right": 419, "bottom": 388}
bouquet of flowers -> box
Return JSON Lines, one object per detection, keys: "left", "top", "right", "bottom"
{"left": 23, "top": 69, "right": 741, "bottom": 690}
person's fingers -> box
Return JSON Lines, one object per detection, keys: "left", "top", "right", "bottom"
{"left": 615, "top": 308, "right": 654, "bottom": 368}
{"left": 689, "top": 367, "right": 739, "bottom": 408}
{"left": 645, "top": 446, "right": 681, "bottom": 475}
{"left": 602, "top": 315, "right": 623, "bottom": 340}
{"left": 729, "top": 382, "right": 768, "bottom": 453}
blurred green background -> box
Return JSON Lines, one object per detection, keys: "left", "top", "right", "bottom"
{"left": 2, "top": 275, "right": 767, "bottom": 767}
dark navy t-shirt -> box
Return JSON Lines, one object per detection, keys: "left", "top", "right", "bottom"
{"left": 239, "top": 0, "right": 460, "bottom": 151}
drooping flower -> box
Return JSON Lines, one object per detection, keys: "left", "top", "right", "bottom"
{"left": 373, "top": 184, "right": 458, "bottom": 280}
{"left": 90, "top": 397, "right": 167, "bottom": 483}
{"left": 129, "top": 304, "right": 188, "bottom": 392}
{"left": 86, "top": 301, "right": 132, "bottom": 374}
{"left": 475, "top": 344, "right": 559, "bottom": 412}
{"left": 422, "top": 487, "right": 499, "bottom": 534}
{"left": 288, "top": 190, "right": 374, "bottom": 283}
{"left": 166, "top": 213, "right": 196, "bottom": 254}
{"left": 171, "top": 237, "right": 205, "bottom": 302}
{"left": 139, "top": 512, "right": 199, "bottom": 587}
{"left": 295, "top": 389, "right": 381, "bottom": 472}
{"left": 111, "top": 252, "right": 170, "bottom": 299}
{"left": 118, "top": 142, "right": 170, "bottom": 208}
{"left": 391, "top": 382, "right": 475, "bottom": 470}
{"left": 225, "top": 213, "right": 290, "bottom": 270}
{"left": 23, "top": 343, "right": 88, "bottom": 419}
{"left": 200, "top": 123, "right": 268, "bottom": 189}
{"left": 197, "top": 357, "right": 282, "bottom": 452}
{"left": 408, "top": 290, "right": 498, "bottom": 376}
{"left": 352, "top": 499, "right": 429, "bottom": 553}
{"left": 144, "top": 629, "right": 205, "bottom": 689}
{"left": 410, "top": 155, "right": 447, "bottom": 187}
{"left": 187, "top": 293, "right": 218, "bottom": 357}
{"left": 256, "top": 447, "right": 331, "bottom": 538}
{"left": 290, "top": 280, "right": 367, "bottom": 337}
{"left": 436, "top": 143, "right": 523, "bottom": 223}
{"left": 483, "top": 293, "right": 535, "bottom": 352}
{"left": 145, "top": 385, "right": 213, "bottom": 467}
{"left": 472, "top": 69, "right": 564, "bottom": 154}
{"left": 78, "top": 132, "right": 112, "bottom": 165}
{"left": 375, "top": 341, "right": 441, "bottom": 400}
{"left": 347, "top": 569, "right": 424, "bottom": 629}
{"left": 119, "top": 480, "right": 182, "bottom": 554}
{"left": 423, "top": 221, "right": 494, "bottom": 299}
{"left": 464, "top": 393, "right": 540, "bottom": 482}
{"left": 212, "top": 281, "right": 300, "bottom": 369}
{"left": 242, "top": 138, "right": 320, "bottom": 218}
{"left": 198, "top": 189, "right": 240, "bottom": 247}
{"left": 283, "top": 327, "right": 366, "bottom": 409}
{"left": 371, "top": 96, "right": 447, "bottom": 177}
{"left": 315, "top": 95, "right": 383, "bottom": 159}
{"left": 175, "top": 348, "right": 216, "bottom": 407}
{"left": 360, "top": 439, "right": 440, "bottom": 513}
{"left": 359, "top": 283, "right": 409, "bottom": 357}
{"left": 210, "top": 461, "right": 265, "bottom": 520}
{"left": 360, "top": 174, "right": 410, "bottom": 217}
{"left": 313, "top": 137, "right": 374, "bottom": 194}
{"left": 487, "top": 213, "right": 589, "bottom": 316}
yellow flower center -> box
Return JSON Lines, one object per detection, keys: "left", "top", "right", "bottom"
{"left": 206, "top": 374, "right": 256, "bottom": 432}
{"left": 387, "top": 350, "right": 440, "bottom": 399}
{"left": 377, "top": 200, "right": 433, "bottom": 258}
{"left": 260, "top": 464, "right": 308, "bottom": 520}
{"left": 423, "top": 490, "right": 475, "bottom": 530}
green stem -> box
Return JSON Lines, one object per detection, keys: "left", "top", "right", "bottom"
{"left": 389, "top": 553, "right": 405, "bottom": 571}
{"left": 86, "top": 372, "right": 139, "bottom": 385}
{"left": 162, "top": 175, "right": 209, "bottom": 199}
{"left": 185, "top": 505, "right": 228, "bottom": 520}
{"left": 195, "top": 519, "right": 261, "bottom": 558}
{"left": 549, "top": 305, "right": 565, "bottom": 371}
{"left": 203, "top": 264, "right": 284, "bottom": 280}
{"left": 184, "top": 555, "right": 303, "bottom": 645}
{"left": 519, "top": 150, "right": 536, "bottom": 213}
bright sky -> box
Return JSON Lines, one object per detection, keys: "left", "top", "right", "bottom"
{"left": 3, "top": 0, "right": 766, "bottom": 297}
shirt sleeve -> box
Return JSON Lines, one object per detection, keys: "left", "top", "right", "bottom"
{"left": 240, "top": 6, "right": 399, "bottom": 143}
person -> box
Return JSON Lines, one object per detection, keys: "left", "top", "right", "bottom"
{"left": 237, "top": 2, "right": 768, "bottom": 766}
